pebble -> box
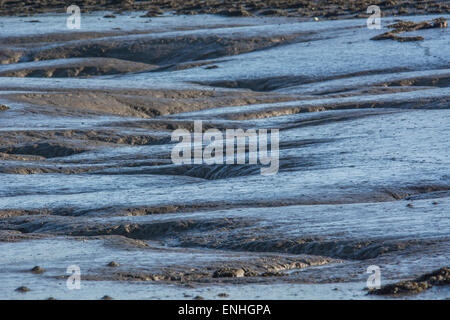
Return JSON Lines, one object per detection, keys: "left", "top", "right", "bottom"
{"left": 107, "top": 261, "right": 120, "bottom": 267}
{"left": 31, "top": 266, "right": 45, "bottom": 274}
{"left": 218, "top": 293, "right": 229, "bottom": 297}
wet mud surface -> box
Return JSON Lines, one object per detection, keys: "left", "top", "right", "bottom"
{"left": 0, "top": 10, "right": 449, "bottom": 299}
{"left": 369, "top": 267, "right": 449, "bottom": 295}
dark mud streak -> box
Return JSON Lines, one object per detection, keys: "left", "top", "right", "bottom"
{"left": 0, "top": 142, "right": 86, "bottom": 159}
{"left": 27, "top": 33, "right": 303, "bottom": 66}
{"left": 179, "top": 236, "right": 444, "bottom": 261}
{"left": 369, "top": 267, "right": 450, "bottom": 295}
{"left": 371, "top": 17, "right": 448, "bottom": 42}
{"left": 0, "top": 58, "right": 156, "bottom": 78}
{"left": 227, "top": 98, "right": 450, "bottom": 121}
{"left": 195, "top": 68, "right": 415, "bottom": 92}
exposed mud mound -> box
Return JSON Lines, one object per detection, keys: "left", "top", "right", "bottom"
{"left": 0, "top": 142, "right": 85, "bottom": 158}
{"left": 96, "top": 164, "right": 265, "bottom": 179}
{"left": 198, "top": 68, "right": 417, "bottom": 92}
{"left": 383, "top": 74, "right": 450, "bottom": 88}
{"left": 371, "top": 17, "right": 447, "bottom": 42}
{"left": 86, "top": 254, "right": 336, "bottom": 283}
{"left": 6, "top": 89, "right": 290, "bottom": 118}
{"left": 200, "top": 76, "right": 314, "bottom": 92}
{"left": 226, "top": 99, "right": 447, "bottom": 121}
{"left": 0, "top": 58, "right": 155, "bottom": 78}
{"left": 0, "top": 129, "right": 169, "bottom": 147}
{"left": 30, "top": 34, "right": 300, "bottom": 65}
{"left": 149, "top": 60, "right": 224, "bottom": 73}
{"left": 388, "top": 17, "right": 448, "bottom": 31}
{"left": 24, "top": 218, "right": 254, "bottom": 240}
{"left": 180, "top": 236, "right": 432, "bottom": 260}
{"left": 369, "top": 267, "right": 450, "bottom": 295}
{"left": 0, "top": 49, "right": 22, "bottom": 65}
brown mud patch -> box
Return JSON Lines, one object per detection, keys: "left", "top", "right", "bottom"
{"left": 179, "top": 234, "right": 443, "bottom": 261}
{"left": 28, "top": 33, "right": 302, "bottom": 66}
{"left": 0, "top": 142, "right": 85, "bottom": 159}
{"left": 196, "top": 68, "right": 413, "bottom": 92}
{"left": 0, "top": 230, "right": 49, "bottom": 242}
{"left": 369, "top": 267, "right": 450, "bottom": 295}
{"left": 197, "top": 70, "right": 450, "bottom": 96}
{"left": 4, "top": 88, "right": 293, "bottom": 118}
{"left": 226, "top": 98, "right": 449, "bottom": 121}
{"left": 83, "top": 254, "right": 337, "bottom": 284}
{"left": 0, "top": 129, "right": 170, "bottom": 149}
{"left": 371, "top": 17, "right": 447, "bottom": 42}
{"left": 0, "top": 58, "right": 155, "bottom": 78}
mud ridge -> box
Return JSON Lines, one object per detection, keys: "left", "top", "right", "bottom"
{"left": 0, "top": 58, "right": 155, "bottom": 78}
{"left": 196, "top": 68, "right": 414, "bottom": 92}
{"left": 5, "top": 89, "right": 292, "bottom": 118}
{"left": 53, "top": 218, "right": 255, "bottom": 240}
{"left": 28, "top": 33, "right": 302, "bottom": 66}
{"left": 369, "top": 266, "right": 450, "bottom": 295}
{"left": 0, "top": 142, "right": 85, "bottom": 159}
{"left": 179, "top": 236, "right": 446, "bottom": 261}
{"left": 371, "top": 17, "right": 447, "bottom": 42}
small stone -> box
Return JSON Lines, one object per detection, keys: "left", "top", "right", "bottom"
{"left": 140, "top": 8, "right": 163, "bottom": 17}
{"left": 213, "top": 268, "right": 245, "bottom": 278}
{"left": 218, "top": 8, "right": 251, "bottom": 17}
{"left": 193, "top": 296, "right": 204, "bottom": 300}
{"left": 107, "top": 261, "right": 120, "bottom": 267}
{"left": 16, "top": 286, "right": 30, "bottom": 292}
{"left": 31, "top": 266, "right": 45, "bottom": 274}
{"left": 101, "top": 295, "right": 113, "bottom": 300}
{"left": 260, "top": 271, "right": 286, "bottom": 277}
{"left": 218, "top": 293, "right": 229, "bottom": 297}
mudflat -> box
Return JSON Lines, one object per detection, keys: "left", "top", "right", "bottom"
{"left": 0, "top": 3, "right": 448, "bottom": 300}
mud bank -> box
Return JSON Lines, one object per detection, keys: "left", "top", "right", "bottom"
{"left": 370, "top": 267, "right": 450, "bottom": 295}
